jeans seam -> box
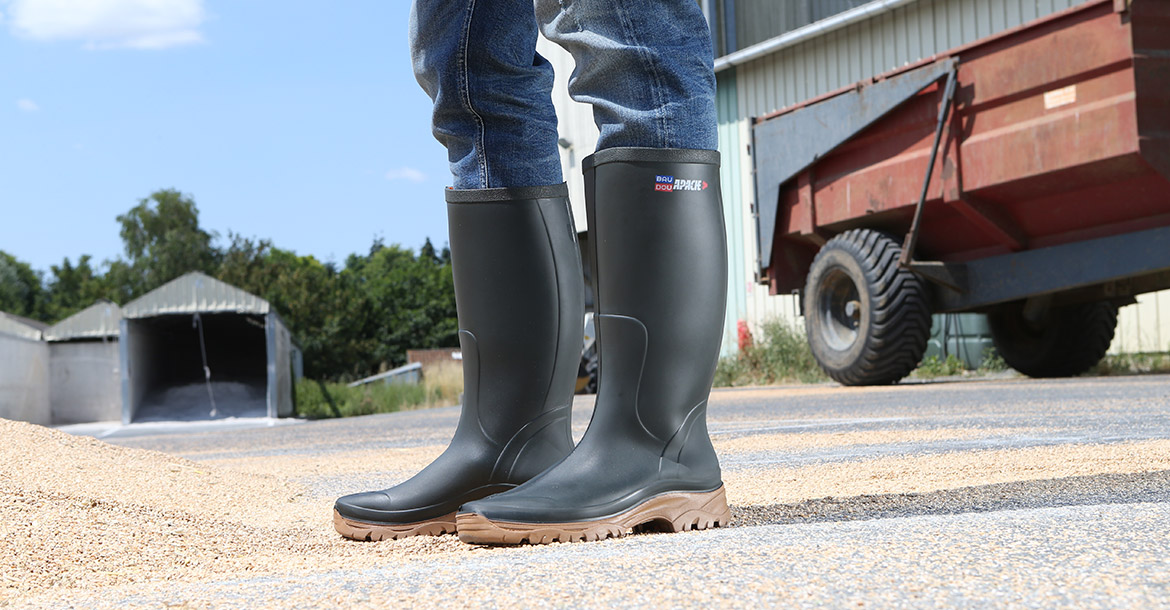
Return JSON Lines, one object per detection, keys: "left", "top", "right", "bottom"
{"left": 613, "top": 0, "right": 668, "bottom": 148}
{"left": 458, "top": 0, "right": 489, "bottom": 188}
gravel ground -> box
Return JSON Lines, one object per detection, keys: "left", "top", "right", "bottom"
{"left": 4, "top": 375, "right": 1170, "bottom": 608}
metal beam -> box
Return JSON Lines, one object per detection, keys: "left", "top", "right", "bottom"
{"left": 921, "top": 225, "right": 1170, "bottom": 312}
{"left": 714, "top": 0, "right": 921, "bottom": 72}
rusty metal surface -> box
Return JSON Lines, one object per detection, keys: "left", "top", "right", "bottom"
{"left": 759, "top": 0, "right": 1170, "bottom": 296}
{"left": 752, "top": 59, "right": 956, "bottom": 271}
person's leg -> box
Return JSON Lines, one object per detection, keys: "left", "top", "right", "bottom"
{"left": 535, "top": 0, "right": 718, "bottom": 151}
{"left": 333, "top": 0, "right": 585, "bottom": 541}
{"left": 409, "top": 0, "right": 564, "bottom": 188}
{"left": 456, "top": 2, "right": 730, "bottom": 545}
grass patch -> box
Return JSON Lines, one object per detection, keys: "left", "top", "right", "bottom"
{"left": 977, "top": 348, "right": 1009, "bottom": 374}
{"left": 1090, "top": 352, "right": 1170, "bottom": 376}
{"left": 911, "top": 354, "right": 967, "bottom": 379}
{"left": 912, "top": 348, "right": 1011, "bottom": 379}
{"left": 714, "top": 319, "right": 827, "bottom": 387}
{"left": 295, "top": 362, "right": 464, "bottom": 419}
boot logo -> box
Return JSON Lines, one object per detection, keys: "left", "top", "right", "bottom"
{"left": 655, "top": 175, "right": 708, "bottom": 192}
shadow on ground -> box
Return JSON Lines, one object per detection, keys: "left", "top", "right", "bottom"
{"left": 731, "top": 470, "right": 1170, "bottom": 527}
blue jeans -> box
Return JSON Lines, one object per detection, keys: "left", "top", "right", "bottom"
{"left": 409, "top": 0, "right": 718, "bottom": 189}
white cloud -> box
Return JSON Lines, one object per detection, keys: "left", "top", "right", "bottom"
{"left": 6, "top": 0, "right": 206, "bottom": 49}
{"left": 385, "top": 167, "right": 427, "bottom": 183}
{"left": 16, "top": 98, "right": 39, "bottom": 111}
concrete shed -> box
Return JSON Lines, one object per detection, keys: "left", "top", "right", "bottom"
{"left": 0, "top": 312, "right": 50, "bottom": 425}
{"left": 44, "top": 301, "right": 123, "bottom": 424}
{"left": 119, "top": 272, "right": 301, "bottom": 424}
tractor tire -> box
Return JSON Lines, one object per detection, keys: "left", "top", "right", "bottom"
{"left": 804, "top": 229, "right": 932, "bottom": 385}
{"left": 987, "top": 300, "right": 1118, "bottom": 378}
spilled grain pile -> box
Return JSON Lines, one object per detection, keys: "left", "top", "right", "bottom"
{"left": 0, "top": 419, "right": 473, "bottom": 607}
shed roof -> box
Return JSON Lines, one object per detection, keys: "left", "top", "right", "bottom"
{"left": 122, "top": 272, "right": 272, "bottom": 319}
{"left": 0, "top": 311, "right": 44, "bottom": 341}
{"left": 43, "top": 300, "right": 123, "bottom": 341}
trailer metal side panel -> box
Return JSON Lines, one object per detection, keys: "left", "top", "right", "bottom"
{"left": 759, "top": 0, "right": 1170, "bottom": 295}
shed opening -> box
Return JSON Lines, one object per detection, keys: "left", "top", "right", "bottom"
{"left": 124, "top": 313, "right": 268, "bottom": 422}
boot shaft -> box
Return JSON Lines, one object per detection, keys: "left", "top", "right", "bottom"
{"left": 582, "top": 148, "right": 727, "bottom": 446}
{"left": 445, "top": 184, "right": 583, "bottom": 466}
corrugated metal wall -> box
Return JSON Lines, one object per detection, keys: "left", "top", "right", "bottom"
{"left": 267, "top": 312, "right": 296, "bottom": 418}
{"left": 732, "top": 0, "right": 1085, "bottom": 119}
{"left": 120, "top": 318, "right": 158, "bottom": 424}
{"left": 717, "top": 70, "right": 746, "bottom": 355}
{"left": 723, "top": 0, "right": 873, "bottom": 53}
{"left": 0, "top": 332, "right": 50, "bottom": 425}
{"left": 717, "top": 70, "right": 801, "bottom": 352}
{"left": 537, "top": 36, "right": 599, "bottom": 232}
{"left": 1112, "top": 293, "right": 1170, "bottom": 354}
{"left": 49, "top": 341, "right": 121, "bottom": 424}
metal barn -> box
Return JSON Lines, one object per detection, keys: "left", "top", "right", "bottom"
{"left": 43, "top": 301, "right": 123, "bottom": 424}
{"left": 119, "top": 272, "right": 300, "bottom": 424}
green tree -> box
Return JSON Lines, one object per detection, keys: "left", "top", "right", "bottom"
{"left": 116, "top": 188, "right": 219, "bottom": 296}
{"left": 216, "top": 234, "right": 365, "bottom": 379}
{"left": 43, "top": 255, "right": 116, "bottom": 321}
{"left": 0, "top": 251, "right": 46, "bottom": 320}
{"left": 343, "top": 241, "right": 458, "bottom": 372}
{"left": 419, "top": 237, "right": 439, "bottom": 264}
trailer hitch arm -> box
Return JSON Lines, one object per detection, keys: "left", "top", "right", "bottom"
{"left": 900, "top": 64, "right": 960, "bottom": 268}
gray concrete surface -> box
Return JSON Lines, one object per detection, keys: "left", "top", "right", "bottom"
{"left": 61, "top": 375, "right": 1170, "bottom": 607}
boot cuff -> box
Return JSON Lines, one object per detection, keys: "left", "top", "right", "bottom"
{"left": 445, "top": 183, "right": 569, "bottom": 203}
{"left": 582, "top": 147, "right": 720, "bottom": 172}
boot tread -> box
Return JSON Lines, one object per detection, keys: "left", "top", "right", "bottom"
{"left": 455, "top": 486, "right": 730, "bottom": 546}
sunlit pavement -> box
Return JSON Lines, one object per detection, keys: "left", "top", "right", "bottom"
{"left": 63, "top": 375, "right": 1170, "bottom": 608}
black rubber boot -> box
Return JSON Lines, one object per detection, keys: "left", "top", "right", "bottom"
{"left": 333, "top": 184, "right": 585, "bottom": 541}
{"left": 457, "top": 148, "right": 731, "bottom": 545}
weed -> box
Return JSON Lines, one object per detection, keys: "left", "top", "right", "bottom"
{"left": 912, "top": 354, "right": 967, "bottom": 379}
{"left": 714, "top": 319, "right": 827, "bottom": 387}
{"left": 976, "top": 348, "right": 1009, "bottom": 374}
{"left": 296, "top": 362, "right": 463, "bottom": 419}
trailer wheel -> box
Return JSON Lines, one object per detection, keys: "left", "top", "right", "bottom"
{"left": 804, "top": 229, "right": 932, "bottom": 385}
{"left": 987, "top": 300, "right": 1118, "bottom": 378}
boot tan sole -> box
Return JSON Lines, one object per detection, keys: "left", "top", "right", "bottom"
{"left": 333, "top": 510, "right": 457, "bottom": 541}
{"left": 456, "top": 486, "right": 730, "bottom": 545}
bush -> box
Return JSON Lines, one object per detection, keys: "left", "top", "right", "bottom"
{"left": 911, "top": 354, "right": 967, "bottom": 379}
{"left": 714, "top": 319, "right": 827, "bottom": 387}
{"left": 977, "top": 348, "right": 1009, "bottom": 374}
{"left": 295, "top": 363, "right": 464, "bottom": 419}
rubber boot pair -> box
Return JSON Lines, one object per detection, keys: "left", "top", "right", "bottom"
{"left": 334, "top": 148, "right": 731, "bottom": 544}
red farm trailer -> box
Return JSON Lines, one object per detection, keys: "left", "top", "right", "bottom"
{"left": 752, "top": 0, "right": 1170, "bottom": 385}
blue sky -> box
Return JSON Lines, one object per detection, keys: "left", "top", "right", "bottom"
{"left": 0, "top": 0, "right": 451, "bottom": 273}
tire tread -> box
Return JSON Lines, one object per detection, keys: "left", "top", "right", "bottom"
{"left": 989, "top": 301, "right": 1118, "bottom": 378}
{"left": 805, "top": 229, "right": 932, "bottom": 386}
